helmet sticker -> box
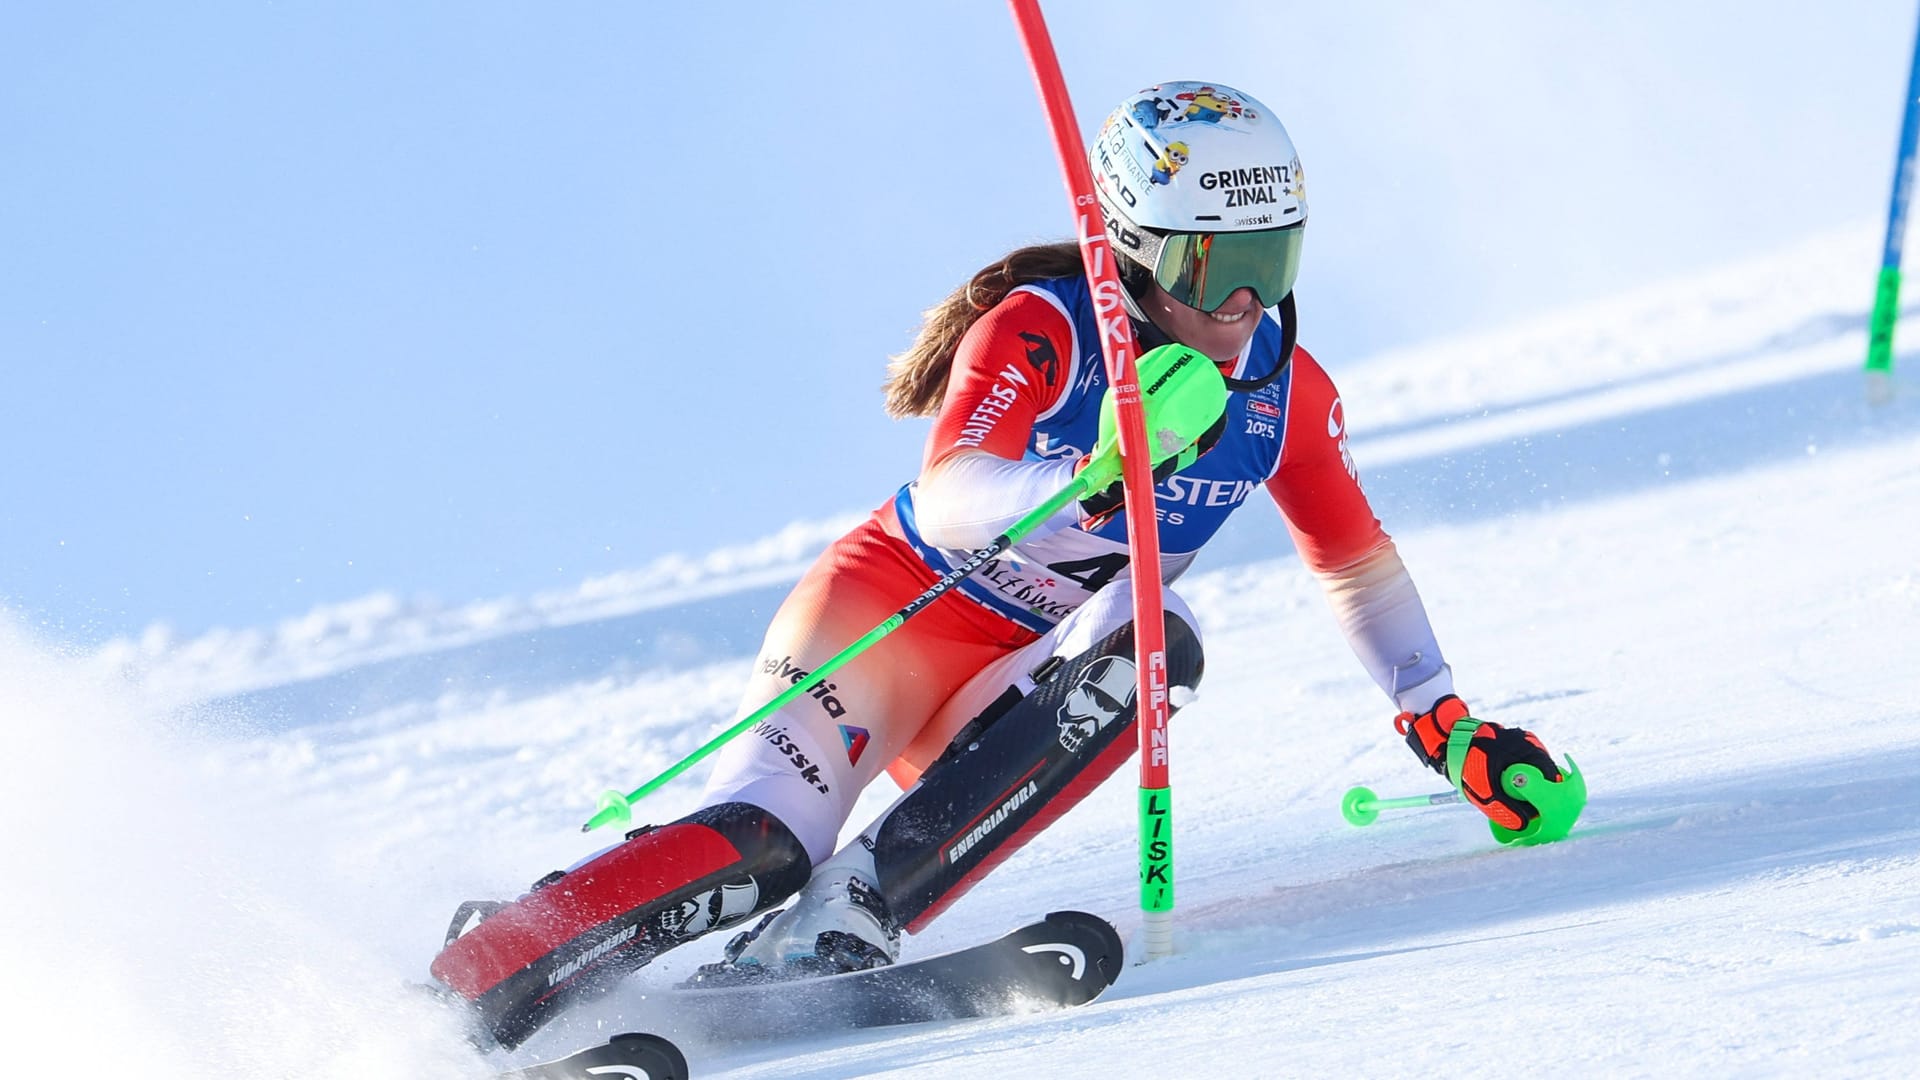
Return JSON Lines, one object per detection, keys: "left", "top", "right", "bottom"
{"left": 1133, "top": 85, "right": 1261, "bottom": 130}
{"left": 1099, "top": 119, "right": 1151, "bottom": 196}
{"left": 1198, "top": 159, "right": 1298, "bottom": 210}
{"left": 1176, "top": 86, "right": 1257, "bottom": 124}
{"left": 1150, "top": 141, "right": 1189, "bottom": 185}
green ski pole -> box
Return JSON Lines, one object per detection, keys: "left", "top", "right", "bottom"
{"left": 579, "top": 342, "right": 1226, "bottom": 834}
{"left": 1341, "top": 785, "right": 1461, "bottom": 826}
{"left": 579, "top": 474, "right": 1090, "bottom": 834}
{"left": 1341, "top": 720, "right": 1589, "bottom": 844}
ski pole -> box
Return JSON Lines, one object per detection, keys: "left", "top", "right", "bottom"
{"left": 1341, "top": 752, "right": 1587, "bottom": 845}
{"left": 579, "top": 474, "right": 1092, "bottom": 834}
{"left": 1340, "top": 785, "right": 1461, "bottom": 827}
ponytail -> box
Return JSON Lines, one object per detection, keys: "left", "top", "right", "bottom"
{"left": 882, "top": 241, "right": 1085, "bottom": 419}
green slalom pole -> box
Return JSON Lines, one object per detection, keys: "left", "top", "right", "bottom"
{"left": 1868, "top": 266, "right": 1902, "bottom": 376}
{"left": 1869, "top": 8, "right": 1920, "bottom": 382}
{"left": 579, "top": 474, "right": 1091, "bottom": 834}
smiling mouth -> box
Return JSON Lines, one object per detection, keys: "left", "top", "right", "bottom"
{"left": 1207, "top": 310, "right": 1248, "bottom": 324}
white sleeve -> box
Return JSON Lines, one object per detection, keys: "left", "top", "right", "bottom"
{"left": 1313, "top": 542, "right": 1456, "bottom": 713}
{"left": 914, "top": 451, "right": 1084, "bottom": 550}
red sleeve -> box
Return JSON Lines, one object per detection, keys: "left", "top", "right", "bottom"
{"left": 922, "top": 289, "right": 1073, "bottom": 470}
{"left": 1266, "top": 346, "right": 1392, "bottom": 573}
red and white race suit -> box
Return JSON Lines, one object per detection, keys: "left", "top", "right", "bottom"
{"left": 701, "top": 276, "right": 1452, "bottom": 862}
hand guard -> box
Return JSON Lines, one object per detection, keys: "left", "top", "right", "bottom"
{"left": 1395, "top": 695, "right": 1565, "bottom": 834}
{"left": 1077, "top": 343, "right": 1229, "bottom": 525}
{"left": 1078, "top": 413, "right": 1226, "bottom": 524}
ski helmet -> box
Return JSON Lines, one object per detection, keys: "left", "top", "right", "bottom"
{"left": 1091, "top": 82, "right": 1305, "bottom": 390}
{"left": 1092, "top": 81, "right": 1305, "bottom": 311}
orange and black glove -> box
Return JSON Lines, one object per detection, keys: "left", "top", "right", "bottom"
{"left": 1395, "top": 695, "right": 1564, "bottom": 833}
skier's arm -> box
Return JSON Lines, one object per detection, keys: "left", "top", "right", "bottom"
{"left": 913, "top": 290, "right": 1081, "bottom": 550}
{"left": 1274, "top": 351, "right": 1580, "bottom": 834}
{"left": 1266, "top": 349, "right": 1454, "bottom": 713}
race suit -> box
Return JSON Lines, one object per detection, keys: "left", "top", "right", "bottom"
{"left": 701, "top": 276, "right": 1453, "bottom": 862}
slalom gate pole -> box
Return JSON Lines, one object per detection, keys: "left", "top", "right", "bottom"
{"left": 580, "top": 474, "right": 1092, "bottom": 834}
{"left": 1007, "top": 0, "right": 1179, "bottom": 959}
{"left": 1868, "top": 5, "right": 1920, "bottom": 393}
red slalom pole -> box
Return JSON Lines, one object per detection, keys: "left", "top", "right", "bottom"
{"left": 1006, "top": 0, "right": 1177, "bottom": 958}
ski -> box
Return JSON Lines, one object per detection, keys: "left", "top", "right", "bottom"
{"left": 496, "top": 1031, "right": 689, "bottom": 1080}
{"left": 672, "top": 909, "right": 1124, "bottom": 1040}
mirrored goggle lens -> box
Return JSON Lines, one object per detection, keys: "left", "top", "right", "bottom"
{"left": 1155, "top": 224, "right": 1304, "bottom": 312}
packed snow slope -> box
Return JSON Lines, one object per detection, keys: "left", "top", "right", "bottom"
{"left": 4, "top": 226, "right": 1918, "bottom": 1077}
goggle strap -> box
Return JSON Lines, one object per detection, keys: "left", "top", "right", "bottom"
{"left": 1221, "top": 290, "right": 1295, "bottom": 394}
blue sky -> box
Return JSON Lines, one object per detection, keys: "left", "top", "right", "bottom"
{"left": 3, "top": 1, "right": 1913, "bottom": 643}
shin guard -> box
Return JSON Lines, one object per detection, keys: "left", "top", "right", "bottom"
{"left": 430, "top": 801, "right": 810, "bottom": 1048}
{"left": 866, "top": 613, "right": 1203, "bottom": 933}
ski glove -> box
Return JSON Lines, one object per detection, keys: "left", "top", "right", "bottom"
{"left": 1077, "top": 343, "right": 1229, "bottom": 525}
{"left": 1396, "top": 695, "right": 1564, "bottom": 834}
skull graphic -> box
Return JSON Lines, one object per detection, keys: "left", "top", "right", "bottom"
{"left": 662, "top": 877, "right": 760, "bottom": 937}
{"left": 1056, "top": 655, "right": 1138, "bottom": 752}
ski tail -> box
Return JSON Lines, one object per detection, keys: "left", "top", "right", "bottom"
{"left": 869, "top": 613, "right": 1204, "bottom": 933}
{"left": 432, "top": 800, "right": 810, "bottom": 1049}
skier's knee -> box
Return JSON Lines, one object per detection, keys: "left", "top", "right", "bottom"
{"left": 1052, "top": 581, "right": 1204, "bottom": 663}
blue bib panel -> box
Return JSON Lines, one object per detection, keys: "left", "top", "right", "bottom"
{"left": 1016, "top": 276, "right": 1292, "bottom": 555}
{"left": 890, "top": 277, "right": 1294, "bottom": 633}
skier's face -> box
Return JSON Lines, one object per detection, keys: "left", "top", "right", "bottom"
{"left": 1141, "top": 283, "right": 1264, "bottom": 367}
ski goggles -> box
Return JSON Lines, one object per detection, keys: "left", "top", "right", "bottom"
{"left": 1140, "top": 223, "right": 1305, "bottom": 313}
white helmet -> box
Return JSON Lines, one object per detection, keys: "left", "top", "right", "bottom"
{"left": 1090, "top": 82, "right": 1306, "bottom": 316}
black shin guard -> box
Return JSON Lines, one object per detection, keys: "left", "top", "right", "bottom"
{"left": 864, "top": 613, "right": 1204, "bottom": 933}
{"left": 431, "top": 801, "right": 810, "bottom": 1048}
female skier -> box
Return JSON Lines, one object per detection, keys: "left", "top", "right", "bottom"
{"left": 430, "top": 80, "right": 1572, "bottom": 1048}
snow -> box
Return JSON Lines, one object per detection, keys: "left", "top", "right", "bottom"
{"left": 4, "top": 224, "right": 1919, "bottom": 1076}
{"left": 81, "top": 514, "right": 864, "bottom": 710}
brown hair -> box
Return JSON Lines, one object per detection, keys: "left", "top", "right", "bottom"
{"left": 882, "top": 241, "right": 1086, "bottom": 419}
